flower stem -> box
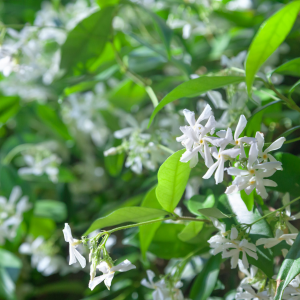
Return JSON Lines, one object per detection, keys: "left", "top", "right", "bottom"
{"left": 157, "top": 144, "right": 175, "bottom": 154}
{"left": 249, "top": 196, "right": 300, "bottom": 226}
{"left": 95, "top": 215, "right": 210, "bottom": 237}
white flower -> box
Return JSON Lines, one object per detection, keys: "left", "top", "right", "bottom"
{"left": 221, "top": 51, "right": 247, "bottom": 69}
{"left": 203, "top": 91, "right": 229, "bottom": 110}
{"left": 89, "top": 260, "right": 136, "bottom": 290}
{"left": 18, "top": 154, "right": 61, "bottom": 182}
{"left": 203, "top": 143, "right": 241, "bottom": 184}
{"left": 238, "top": 260, "right": 260, "bottom": 288}
{"left": 62, "top": 223, "right": 86, "bottom": 268}
{"left": 282, "top": 193, "right": 300, "bottom": 233}
{"left": 225, "top": 142, "right": 282, "bottom": 198}
{"left": 256, "top": 229, "right": 297, "bottom": 248}
{"left": 208, "top": 217, "right": 229, "bottom": 255}
{"left": 141, "top": 270, "right": 170, "bottom": 300}
{"left": 0, "top": 56, "right": 19, "bottom": 76}
{"left": 236, "top": 284, "right": 269, "bottom": 300}
{"left": 256, "top": 132, "right": 285, "bottom": 169}
{"left": 222, "top": 228, "right": 258, "bottom": 269}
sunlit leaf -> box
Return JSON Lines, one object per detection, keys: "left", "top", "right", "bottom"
{"left": 245, "top": 1, "right": 300, "bottom": 92}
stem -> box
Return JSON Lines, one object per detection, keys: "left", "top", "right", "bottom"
{"left": 0, "top": 23, "right": 66, "bottom": 30}
{"left": 157, "top": 144, "right": 175, "bottom": 155}
{"left": 110, "top": 40, "right": 159, "bottom": 108}
{"left": 250, "top": 196, "right": 300, "bottom": 226}
{"left": 284, "top": 137, "right": 300, "bottom": 144}
{"left": 268, "top": 84, "right": 300, "bottom": 114}
{"left": 94, "top": 215, "right": 210, "bottom": 237}
{"left": 2, "top": 144, "right": 35, "bottom": 164}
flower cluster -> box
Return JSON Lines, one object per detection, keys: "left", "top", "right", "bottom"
{"left": 62, "top": 223, "right": 136, "bottom": 291}
{"left": 0, "top": 186, "right": 31, "bottom": 245}
{"left": 208, "top": 218, "right": 258, "bottom": 269}
{"left": 177, "top": 105, "right": 285, "bottom": 199}
{"left": 141, "top": 270, "right": 188, "bottom": 300}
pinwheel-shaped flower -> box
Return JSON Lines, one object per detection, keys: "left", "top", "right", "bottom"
{"left": 89, "top": 260, "right": 136, "bottom": 290}
{"left": 62, "top": 223, "right": 86, "bottom": 268}
{"left": 256, "top": 229, "right": 297, "bottom": 248}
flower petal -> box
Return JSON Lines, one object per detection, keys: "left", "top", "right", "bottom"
{"left": 111, "top": 259, "right": 136, "bottom": 272}
{"left": 89, "top": 274, "right": 108, "bottom": 290}
{"left": 196, "top": 104, "right": 212, "bottom": 124}
{"left": 9, "top": 186, "right": 22, "bottom": 204}
{"left": 264, "top": 137, "right": 285, "bottom": 153}
{"left": 183, "top": 109, "right": 196, "bottom": 127}
{"left": 234, "top": 115, "right": 247, "bottom": 141}
{"left": 203, "top": 160, "right": 219, "bottom": 179}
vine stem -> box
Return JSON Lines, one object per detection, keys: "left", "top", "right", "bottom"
{"left": 110, "top": 40, "right": 159, "bottom": 108}
{"left": 92, "top": 215, "right": 211, "bottom": 238}
{"left": 249, "top": 195, "right": 300, "bottom": 226}
{"left": 157, "top": 144, "right": 175, "bottom": 154}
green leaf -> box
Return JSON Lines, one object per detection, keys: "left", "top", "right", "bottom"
{"left": 289, "top": 79, "right": 300, "bottom": 95}
{"left": 36, "top": 104, "right": 73, "bottom": 140}
{"left": 108, "top": 79, "right": 146, "bottom": 111}
{"left": 218, "top": 194, "right": 274, "bottom": 278}
{"left": 279, "top": 126, "right": 300, "bottom": 138}
{"left": 198, "top": 207, "right": 232, "bottom": 219}
{"left": 60, "top": 6, "right": 115, "bottom": 74}
{"left": 139, "top": 186, "right": 163, "bottom": 259}
{"left": 34, "top": 200, "right": 67, "bottom": 222}
{"left": 0, "top": 96, "right": 19, "bottom": 124}
{"left": 272, "top": 58, "right": 300, "bottom": 77}
{"left": 84, "top": 207, "right": 168, "bottom": 235}
{"left": 275, "top": 233, "right": 300, "bottom": 300}
{"left": 148, "top": 76, "right": 245, "bottom": 126}
{"left": 245, "top": 1, "right": 300, "bottom": 92}
{"left": 189, "top": 254, "right": 222, "bottom": 300}
{"left": 187, "top": 194, "right": 215, "bottom": 216}
{"left": 178, "top": 221, "right": 204, "bottom": 242}
{"left": 240, "top": 190, "right": 254, "bottom": 211}
{"left": 156, "top": 149, "right": 191, "bottom": 212}
{"left": 270, "top": 152, "right": 300, "bottom": 196}
{"left": 148, "top": 223, "right": 197, "bottom": 259}
{"left": 0, "top": 267, "right": 15, "bottom": 300}
{"left": 0, "top": 249, "right": 22, "bottom": 284}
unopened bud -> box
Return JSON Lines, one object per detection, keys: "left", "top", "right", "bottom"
{"left": 104, "top": 147, "right": 117, "bottom": 157}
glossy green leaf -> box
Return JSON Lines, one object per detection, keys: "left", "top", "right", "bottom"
{"left": 156, "top": 149, "right": 191, "bottom": 212}
{"left": 198, "top": 207, "right": 232, "bottom": 219}
{"left": 187, "top": 194, "right": 215, "bottom": 216}
{"left": 60, "top": 6, "right": 115, "bottom": 73}
{"left": 34, "top": 200, "right": 67, "bottom": 222}
{"left": 219, "top": 194, "right": 274, "bottom": 277}
{"left": 0, "top": 249, "right": 22, "bottom": 283}
{"left": 29, "top": 217, "right": 56, "bottom": 239}
{"left": 279, "top": 126, "right": 300, "bottom": 138}
{"left": 190, "top": 254, "right": 222, "bottom": 300}
{"left": 240, "top": 190, "right": 254, "bottom": 211}
{"left": 272, "top": 58, "right": 300, "bottom": 77}
{"left": 36, "top": 104, "right": 73, "bottom": 140}
{"left": 148, "top": 223, "right": 197, "bottom": 259}
{"left": 0, "top": 267, "right": 15, "bottom": 300}
{"left": 245, "top": 1, "right": 300, "bottom": 92}
{"left": 148, "top": 76, "right": 245, "bottom": 126}
{"left": 178, "top": 221, "right": 204, "bottom": 242}
{"left": 289, "top": 79, "right": 300, "bottom": 95}
{"left": 275, "top": 233, "right": 300, "bottom": 300}
{"left": 84, "top": 207, "right": 168, "bottom": 235}
{"left": 270, "top": 152, "right": 300, "bottom": 196}
{"left": 139, "top": 186, "right": 163, "bottom": 259}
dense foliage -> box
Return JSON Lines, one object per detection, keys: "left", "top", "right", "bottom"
{"left": 0, "top": 0, "right": 300, "bottom": 299}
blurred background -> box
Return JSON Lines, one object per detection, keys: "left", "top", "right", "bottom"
{"left": 0, "top": 0, "right": 299, "bottom": 299}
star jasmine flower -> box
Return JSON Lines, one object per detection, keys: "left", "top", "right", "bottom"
{"left": 238, "top": 261, "right": 260, "bottom": 288}
{"left": 225, "top": 143, "right": 282, "bottom": 198}
{"left": 255, "top": 131, "right": 285, "bottom": 169}
{"left": 89, "top": 260, "right": 136, "bottom": 290}
{"left": 282, "top": 193, "right": 300, "bottom": 233}
{"left": 235, "top": 284, "right": 269, "bottom": 300}
{"left": 221, "top": 51, "right": 247, "bottom": 70}
{"left": 141, "top": 270, "right": 170, "bottom": 300}
{"left": 256, "top": 229, "right": 297, "bottom": 248}
{"left": 202, "top": 145, "right": 241, "bottom": 184}
{"left": 222, "top": 228, "right": 258, "bottom": 269}
{"left": 62, "top": 223, "right": 86, "bottom": 268}
{"left": 176, "top": 105, "right": 213, "bottom": 146}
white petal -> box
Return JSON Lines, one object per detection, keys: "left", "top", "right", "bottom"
{"left": 89, "top": 274, "right": 108, "bottom": 290}
{"left": 221, "top": 148, "right": 240, "bottom": 158}
{"left": 264, "top": 137, "right": 285, "bottom": 153}
{"left": 196, "top": 104, "right": 212, "bottom": 124}
{"left": 216, "top": 130, "right": 226, "bottom": 138}
{"left": 262, "top": 179, "right": 277, "bottom": 187}
{"left": 231, "top": 252, "right": 240, "bottom": 269}
{"left": 114, "top": 127, "right": 134, "bottom": 139}
{"left": 203, "top": 142, "right": 214, "bottom": 167}
{"left": 111, "top": 259, "right": 136, "bottom": 272}
{"left": 62, "top": 223, "right": 73, "bottom": 242}
{"left": 225, "top": 185, "right": 238, "bottom": 194}
{"left": 226, "top": 167, "right": 248, "bottom": 176}
{"left": 255, "top": 162, "right": 282, "bottom": 170}
{"left": 234, "top": 115, "right": 247, "bottom": 141}
{"left": 9, "top": 186, "right": 22, "bottom": 204}
{"left": 207, "top": 91, "right": 228, "bottom": 109}
{"left": 69, "top": 244, "right": 77, "bottom": 265}
{"left": 97, "top": 261, "right": 110, "bottom": 274}
{"left": 231, "top": 227, "right": 238, "bottom": 240}
{"left": 189, "top": 153, "right": 199, "bottom": 168}
{"left": 242, "top": 251, "right": 249, "bottom": 270}
{"left": 183, "top": 109, "right": 196, "bottom": 127}
{"left": 215, "top": 157, "right": 225, "bottom": 184}
{"left": 141, "top": 278, "right": 154, "bottom": 289}
{"left": 203, "top": 160, "right": 219, "bottom": 179}
{"left": 248, "top": 143, "right": 258, "bottom": 168}
{"left": 255, "top": 179, "right": 268, "bottom": 199}
{"left": 104, "top": 273, "right": 115, "bottom": 289}
{"left": 255, "top": 132, "right": 264, "bottom": 155}
{"left": 73, "top": 248, "right": 86, "bottom": 268}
